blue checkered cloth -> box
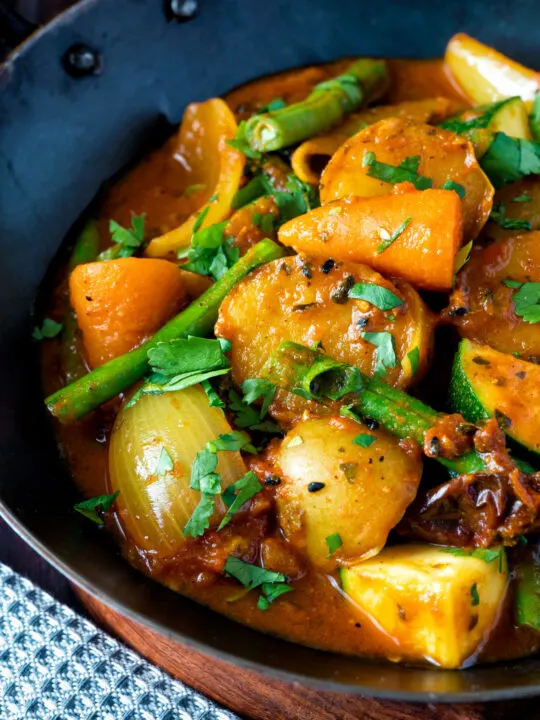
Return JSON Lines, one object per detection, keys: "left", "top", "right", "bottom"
{"left": 0, "top": 563, "right": 238, "bottom": 720}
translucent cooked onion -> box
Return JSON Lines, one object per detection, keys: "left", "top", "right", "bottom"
{"left": 109, "top": 384, "right": 247, "bottom": 558}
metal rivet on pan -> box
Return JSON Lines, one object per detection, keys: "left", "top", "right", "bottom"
{"left": 63, "top": 43, "right": 103, "bottom": 77}
{"left": 168, "top": 0, "right": 199, "bottom": 22}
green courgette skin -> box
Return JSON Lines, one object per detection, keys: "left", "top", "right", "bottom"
{"left": 449, "top": 340, "right": 490, "bottom": 425}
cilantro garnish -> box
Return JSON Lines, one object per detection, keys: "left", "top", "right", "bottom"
{"left": 99, "top": 214, "right": 146, "bottom": 260}
{"left": 470, "top": 583, "right": 480, "bottom": 606}
{"left": 227, "top": 389, "right": 282, "bottom": 434}
{"left": 490, "top": 203, "right": 532, "bottom": 231}
{"left": 231, "top": 175, "right": 268, "bottom": 210}
{"left": 183, "top": 446, "right": 221, "bottom": 538}
{"left": 207, "top": 431, "right": 256, "bottom": 454}
{"left": 326, "top": 532, "right": 343, "bottom": 557}
{"left": 441, "top": 179, "right": 466, "bottom": 198}
{"left": 362, "top": 331, "right": 398, "bottom": 378}
{"left": 184, "top": 184, "right": 206, "bottom": 198}
{"left": 407, "top": 346, "right": 420, "bottom": 376}
{"left": 348, "top": 282, "right": 404, "bottom": 311}
{"left": 202, "top": 379, "right": 225, "bottom": 408}
{"left": 507, "top": 281, "right": 540, "bottom": 324}
{"left": 480, "top": 133, "right": 540, "bottom": 188}
{"left": 362, "top": 152, "right": 432, "bottom": 190}
{"left": 241, "top": 378, "right": 276, "bottom": 417}
{"left": 32, "top": 318, "right": 63, "bottom": 340}
{"left": 512, "top": 192, "right": 533, "bottom": 203}
{"left": 224, "top": 556, "right": 293, "bottom": 610}
{"left": 353, "top": 434, "right": 376, "bottom": 448}
{"left": 219, "top": 471, "right": 263, "bottom": 530}
{"left": 154, "top": 447, "right": 174, "bottom": 476}
{"left": 259, "top": 98, "right": 287, "bottom": 113}
{"left": 377, "top": 217, "right": 412, "bottom": 254}
{"left": 74, "top": 491, "right": 119, "bottom": 525}
{"left": 441, "top": 547, "right": 504, "bottom": 567}
{"left": 182, "top": 220, "right": 240, "bottom": 281}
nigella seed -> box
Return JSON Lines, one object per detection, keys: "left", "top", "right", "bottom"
{"left": 330, "top": 274, "right": 355, "bottom": 304}
{"left": 301, "top": 262, "right": 313, "bottom": 279}
{"left": 307, "top": 482, "right": 325, "bottom": 493}
{"left": 321, "top": 259, "right": 335, "bottom": 274}
{"left": 265, "top": 475, "right": 281, "bottom": 486}
{"left": 516, "top": 371, "right": 526, "bottom": 379}
{"left": 429, "top": 437, "right": 441, "bottom": 457}
{"left": 363, "top": 417, "right": 379, "bottom": 431}
{"left": 495, "top": 409, "right": 511, "bottom": 429}
{"left": 357, "top": 317, "right": 369, "bottom": 329}
{"left": 457, "top": 423, "right": 476, "bottom": 436}
{"left": 448, "top": 306, "right": 469, "bottom": 317}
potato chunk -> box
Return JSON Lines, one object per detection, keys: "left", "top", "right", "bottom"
{"left": 215, "top": 255, "right": 434, "bottom": 423}
{"left": 445, "top": 231, "right": 540, "bottom": 360}
{"left": 274, "top": 417, "right": 422, "bottom": 571}
{"left": 320, "top": 117, "right": 494, "bottom": 241}
{"left": 341, "top": 544, "right": 508, "bottom": 668}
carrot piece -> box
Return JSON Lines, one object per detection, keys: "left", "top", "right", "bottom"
{"left": 70, "top": 258, "right": 187, "bottom": 368}
{"left": 278, "top": 188, "right": 463, "bottom": 291}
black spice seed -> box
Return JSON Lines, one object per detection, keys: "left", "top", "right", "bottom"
{"left": 429, "top": 437, "right": 441, "bottom": 457}
{"left": 516, "top": 371, "right": 527, "bottom": 379}
{"left": 293, "top": 302, "right": 318, "bottom": 312}
{"left": 495, "top": 409, "right": 511, "bottom": 429}
{"left": 379, "top": 456, "right": 385, "bottom": 462}
{"left": 279, "top": 262, "right": 291, "bottom": 276}
{"left": 321, "top": 259, "right": 335, "bottom": 274}
{"left": 458, "top": 423, "right": 476, "bottom": 436}
{"left": 368, "top": 458, "right": 373, "bottom": 464}
{"left": 473, "top": 356, "right": 491, "bottom": 366}
{"left": 355, "top": 623, "right": 361, "bottom": 628}
{"left": 265, "top": 475, "right": 281, "bottom": 486}
{"left": 330, "top": 274, "right": 355, "bottom": 304}
{"left": 85, "top": 295, "right": 93, "bottom": 302}
{"left": 448, "top": 307, "right": 469, "bottom": 317}
{"left": 363, "top": 417, "right": 379, "bottom": 431}
{"left": 357, "top": 317, "right": 369, "bottom": 329}
{"left": 307, "top": 481, "right": 325, "bottom": 493}
{"left": 301, "top": 262, "right": 313, "bottom": 279}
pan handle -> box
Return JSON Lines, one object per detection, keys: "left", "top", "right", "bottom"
{"left": 0, "top": 3, "right": 38, "bottom": 50}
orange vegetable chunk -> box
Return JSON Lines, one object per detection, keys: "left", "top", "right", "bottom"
{"left": 70, "top": 258, "right": 187, "bottom": 368}
{"left": 278, "top": 189, "right": 463, "bottom": 291}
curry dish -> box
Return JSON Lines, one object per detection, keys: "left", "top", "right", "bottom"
{"left": 39, "top": 34, "right": 540, "bottom": 669}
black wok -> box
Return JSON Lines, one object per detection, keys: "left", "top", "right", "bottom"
{"left": 1, "top": 0, "right": 540, "bottom": 702}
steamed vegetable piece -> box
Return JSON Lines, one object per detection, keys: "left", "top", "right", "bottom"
{"left": 340, "top": 544, "right": 508, "bottom": 668}
{"left": 445, "top": 231, "right": 540, "bottom": 360}
{"left": 70, "top": 258, "right": 187, "bottom": 368}
{"left": 109, "top": 385, "right": 247, "bottom": 557}
{"left": 215, "top": 254, "right": 434, "bottom": 423}
{"left": 450, "top": 339, "right": 540, "bottom": 457}
{"left": 291, "top": 96, "right": 463, "bottom": 184}
{"left": 145, "top": 99, "right": 245, "bottom": 257}
{"left": 243, "top": 59, "right": 389, "bottom": 152}
{"left": 46, "top": 239, "right": 285, "bottom": 422}
{"left": 320, "top": 117, "right": 494, "bottom": 241}
{"left": 445, "top": 33, "right": 540, "bottom": 107}
{"left": 484, "top": 177, "right": 540, "bottom": 240}
{"left": 274, "top": 416, "right": 422, "bottom": 571}
{"left": 262, "top": 341, "right": 486, "bottom": 475}
{"left": 515, "top": 545, "right": 540, "bottom": 630}
{"left": 278, "top": 189, "right": 462, "bottom": 291}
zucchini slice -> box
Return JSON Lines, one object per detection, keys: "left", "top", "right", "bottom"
{"left": 450, "top": 338, "right": 540, "bottom": 456}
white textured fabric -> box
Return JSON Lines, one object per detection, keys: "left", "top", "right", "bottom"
{"left": 0, "top": 563, "right": 238, "bottom": 720}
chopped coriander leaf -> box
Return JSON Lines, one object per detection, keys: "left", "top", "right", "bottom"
{"left": 135, "top": 366, "right": 230, "bottom": 401}
{"left": 503, "top": 279, "right": 523, "bottom": 288}
{"left": 99, "top": 214, "right": 145, "bottom": 260}
{"left": 207, "top": 431, "right": 256, "bottom": 454}
{"left": 272, "top": 174, "right": 319, "bottom": 224}
{"left": 219, "top": 471, "right": 263, "bottom": 529}
{"left": 258, "top": 582, "right": 293, "bottom": 609}
{"left": 33, "top": 318, "right": 63, "bottom": 340}
{"left": 490, "top": 203, "right": 531, "bottom": 231}
{"left": 224, "top": 556, "right": 286, "bottom": 588}
{"left": 183, "top": 493, "right": 218, "bottom": 538}
{"left": 512, "top": 282, "right": 540, "bottom": 324}
{"left": 183, "top": 219, "right": 240, "bottom": 281}
{"left": 512, "top": 192, "right": 533, "bottom": 203}
{"left": 254, "top": 212, "right": 276, "bottom": 235}
{"left": 74, "top": 491, "right": 119, "bottom": 525}
{"left": 241, "top": 378, "right": 276, "bottom": 417}
{"left": 192, "top": 205, "right": 211, "bottom": 234}
{"left": 326, "top": 532, "right": 343, "bottom": 557}
{"left": 470, "top": 583, "right": 480, "bottom": 606}
{"left": 453, "top": 239, "right": 473, "bottom": 275}
{"left": 189, "top": 447, "right": 218, "bottom": 492}
{"left": 407, "top": 346, "right": 420, "bottom": 376}
{"left": 480, "top": 133, "right": 540, "bottom": 188}
{"left": 183, "top": 447, "right": 220, "bottom": 538}
{"left": 377, "top": 217, "right": 412, "bottom": 254}
{"left": 362, "top": 331, "right": 398, "bottom": 378}
{"left": 227, "top": 389, "right": 282, "bottom": 434}
{"left": 260, "top": 98, "right": 287, "bottom": 113}
{"left": 441, "top": 547, "right": 503, "bottom": 565}
{"left": 441, "top": 180, "right": 466, "bottom": 198}
{"left": 148, "top": 337, "right": 229, "bottom": 377}
{"left": 227, "top": 120, "right": 263, "bottom": 160}
{"left": 184, "top": 183, "right": 206, "bottom": 198}
{"left": 231, "top": 175, "right": 268, "bottom": 209}
{"left": 202, "top": 379, "right": 225, "bottom": 408}
{"left": 353, "top": 433, "right": 376, "bottom": 448}
{"left": 363, "top": 152, "right": 432, "bottom": 190}
{"left": 348, "top": 282, "right": 404, "bottom": 311}
{"left": 154, "top": 447, "right": 174, "bottom": 476}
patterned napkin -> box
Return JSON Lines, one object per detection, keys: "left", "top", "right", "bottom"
{"left": 0, "top": 563, "right": 238, "bottom": 720}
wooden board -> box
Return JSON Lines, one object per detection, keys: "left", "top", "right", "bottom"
{"left": 77, "top": 588, "right": 537, "bottom": 720}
